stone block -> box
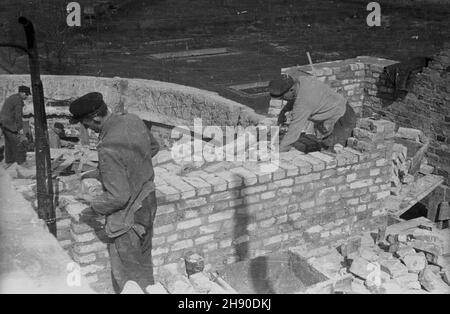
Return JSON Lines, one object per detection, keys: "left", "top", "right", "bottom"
{"left": 209, "top": 190, "right": 240, "bottom": 203}
{"left": 349, "top": 257, "right": 372, "bottom": 280}
{"left": 229, "top": 167, "right": 258, "bottom": 186}
{"left": 358, "top": 248, "right": 379, "bottom": 262}
{"left": 66, "top": 202, "right": 90, "bottom": 222}
{"left": 380, "top": 280, "right": 404, "bottom": 294}
{"left": 395, "top": 246, "right": 416, "bottom": 259}
{"left": 208, "top": 210, "right": 234, "bottom": 223}
{"left": 340, "top": 237, "right": 362, "bottom": 258}
{"left": 181, "top": 177, "right": 212, "bottom": 195}
{"left": 396, "top": 127, "right": 423, "bottom": 142}
{"left": 380, "top": 260, "right": 409, "bottom": 278}
{"left": 241, "top": 185, "right": 267, "bottom": 196}
{"left": 146, "top": 282, "right": 168, "bottom": 294}
{"left": 177, "top": 218, "right": 202, "bottom": 230}
{"left": 156, "top": 185, "right": 181, "bottom": 202}
{"left": 161, "top": 175, "right": 196, "bottom": 199}
{"left": 201, "top": 174, "right": 228, "bottom": 192}
{"left": 410, "top": 240, "right": 442, "bottom": 257}
{"left": 215, "top": 171, "right": 243, "bottom": 188}
{"left": 172, "top": 239, "right": 194, "bottom": 252}
{"left": 403, "top": 253, "right": 427, "bottom": 274}
{"left": 419, "top": 267, "right": 450, "bottom": 293}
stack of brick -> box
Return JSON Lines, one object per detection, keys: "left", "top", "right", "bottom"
{"left": 362, "top": 57, "right": 399, "bottom": 112}
{"left": 390, "top": 143, "right": 412, "bottom": 195}
{"left": 60, "top": 194, "right": 113, "bottom": 294}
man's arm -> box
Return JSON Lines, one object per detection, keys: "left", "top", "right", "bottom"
{"left": 90, "top": 148, "right": 131, "bottom": 215}
{"left": 279, "top": 102, "right": 312, "bottom": 152}
{"left": 277, "top": 100, "right": 294, "bottom": 126}
{"left": 149, "top": 131, "right": 160, "bottom": 158}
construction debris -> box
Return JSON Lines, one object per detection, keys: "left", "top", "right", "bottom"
{"left": 343, "top": 218, "right": 450, "bottom": 294}
{"left": 390, "top": 128, "right": 430, "bottom": 196}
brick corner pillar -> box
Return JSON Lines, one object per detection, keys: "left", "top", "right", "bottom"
{"left": 346, "top": 118, "right": 396, "bottom": 230}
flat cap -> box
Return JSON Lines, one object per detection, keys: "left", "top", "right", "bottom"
{"left": 69, "top": 92, "right": 106, "bottom": 124}
{"left": 18, "top": 86, "right": 31, "bottom": 95}
{"left": 268, "top": 74, "right": 295, "bottom": 98}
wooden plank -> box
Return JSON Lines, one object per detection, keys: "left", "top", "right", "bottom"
{"left": 387, "top": 174, "right": 444, "bottom": 218}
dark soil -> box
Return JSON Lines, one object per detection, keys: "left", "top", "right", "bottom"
{"left": 8, "top": 0, "right": 450, "bottom": 113}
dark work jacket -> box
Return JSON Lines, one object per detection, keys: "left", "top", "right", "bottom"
{"left": 0, "top": 94, "right": 24, "bottom": 133}
{"left": 91, "top": 113, "right": 160, "bottom": 238}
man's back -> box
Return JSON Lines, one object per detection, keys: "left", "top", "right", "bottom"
{"left": 295, "top": 76, "right": 346, "bottom": 119}
{"left": 98, "top": 113, "right": 158, "bottom": 200}
{"left": 92, "top": 112, "right": 160, "bottom": 236}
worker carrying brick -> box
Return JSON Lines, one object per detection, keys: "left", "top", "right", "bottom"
{"left": 269, "top": 74, "right": 357, "bottom": 152}
{"left": 69, "top": 92, "right": 160, "bottom": 293}
{"left": 0, "top": 86, "right": 31, "bottom": 166}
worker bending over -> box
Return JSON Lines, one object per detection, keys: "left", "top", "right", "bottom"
{"left": 0, "top": 86, "right": 31, "bottom": 165}
{"left": 269, "top": 74, "right": 357, "bottom": 152}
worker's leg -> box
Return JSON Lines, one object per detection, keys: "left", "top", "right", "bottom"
{"left": 2, "top": 128, "right": 18, "bottom": 164}
{"left": 108, "top": 191, "right": 158, "bottom": 293}
{"left": 322, "top": 103, "right": 357, "bottom": 148}
{"left": 16, "top": 137, "right": 27, "bottom": 165}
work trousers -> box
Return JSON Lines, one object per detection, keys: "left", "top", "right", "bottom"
{"left": 321, "top": 102, "right": 357, "bottom": 149}
{"left": 108, "top": 191, "right": 158, "bottom": 293}
{"left": 1, "top": 127, "right": 26, "bottom": 164}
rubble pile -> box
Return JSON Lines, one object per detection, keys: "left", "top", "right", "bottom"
{"left": 122, "top": 257, "right": 238, "bottom": 295}
{"left": 342, "top": 219, "right": 450, "bottom": 294}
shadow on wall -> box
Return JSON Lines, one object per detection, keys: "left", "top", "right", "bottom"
{"left": 231, "top": 172, "right": 275, "bottom": 294}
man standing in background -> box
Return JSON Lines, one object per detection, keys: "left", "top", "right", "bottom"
{"left": 0, "top": 86, "right": 31, "bottom": 166}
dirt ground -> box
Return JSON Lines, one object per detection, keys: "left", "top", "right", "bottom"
{"left": 9, "top": 0, "right": 450, "bottom": 113}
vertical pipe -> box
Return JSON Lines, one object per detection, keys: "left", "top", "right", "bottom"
{"left": 18, "top": 17, "right": 56, "bottom": 237}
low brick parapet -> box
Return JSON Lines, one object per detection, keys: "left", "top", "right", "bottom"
{"left": 269, "top": 56, "right": 399, "bottom": 119}
{"left": 59, "top": 118, "right": 395, "bottom": 293}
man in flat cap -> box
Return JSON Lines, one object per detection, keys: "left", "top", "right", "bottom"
{"left": 0, "top": 86, "right": 31, "bottom": 166}
{"left": 70, "top": 92, "right": 160, "bottom": 293}
{"left": 269, "top": 74, "right": 356, "bottom": 152}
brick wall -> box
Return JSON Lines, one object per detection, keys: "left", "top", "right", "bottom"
{"left": 362, "top": 46, "right": 450, "bottom": 219}
{"left": 274, "top": 53, "right": 449, "bottom": 217}
{"left": 268, "top": 56, "right": 399, "bottom": 119}
{"left": 0, "top": 74, "right": 265, "bottom": 129}
{"left": 60, "top": 118, "right": 395, "bottom": 292}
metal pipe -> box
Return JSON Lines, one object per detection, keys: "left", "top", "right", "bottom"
{"left": 18, "top": 17, "right": 56, "bottom": 236}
